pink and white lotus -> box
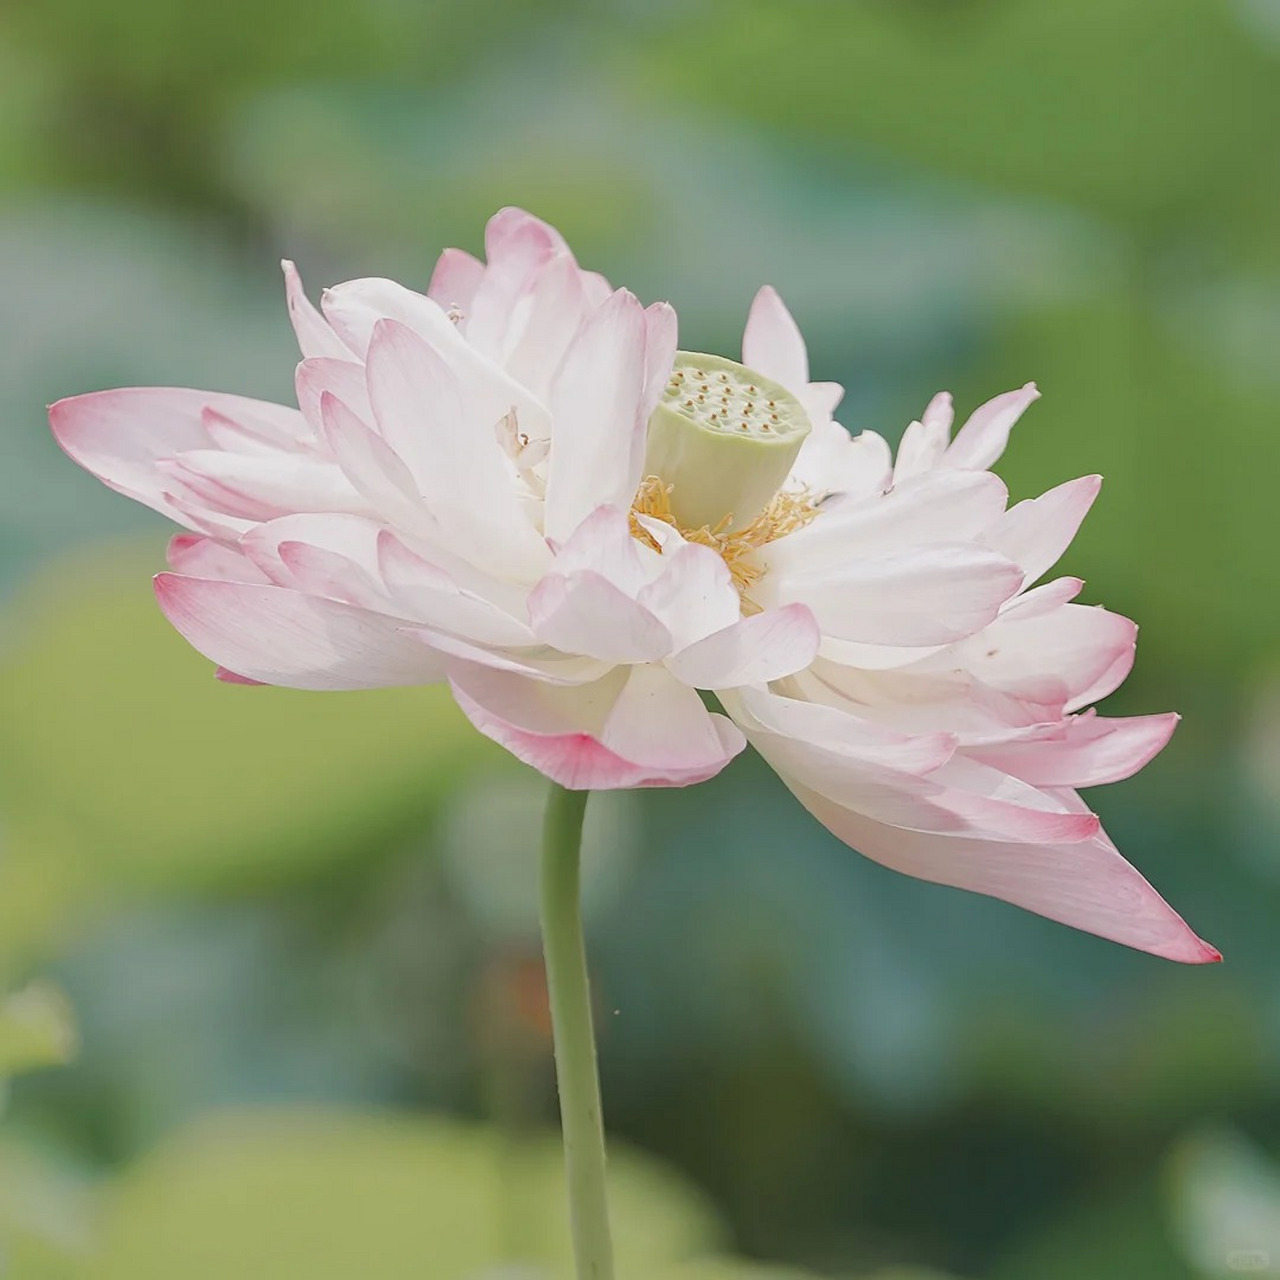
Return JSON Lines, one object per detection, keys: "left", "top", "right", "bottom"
{"left": 50, "top": 207, "right": 1218, "bottom": 964}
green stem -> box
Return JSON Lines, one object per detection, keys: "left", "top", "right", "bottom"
{"left": 539, "top": 783, "right": 615, "bottom": 1280}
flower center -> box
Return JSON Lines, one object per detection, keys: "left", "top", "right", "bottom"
{"left": 641, "top": 352, "right": 812, "bottom": 534}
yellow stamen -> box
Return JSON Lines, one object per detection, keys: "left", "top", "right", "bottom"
{"left": 630, "top": 475, "right": 819, "bottom": 613}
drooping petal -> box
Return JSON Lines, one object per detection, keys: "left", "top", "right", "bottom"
{"left": 448, "top": 663, "right": 745, "bottom": 790}
{"left": 154, "top": 574, "right": 444, "bottom": 690}
{"left": 666, "top": 604, "right": 820, "bottom": 689}
{"left": 742, "top": 285, "right": 808, "bottom": 392}
{"left": 942, "top": 382, "right": 1039, "bottom": 471}
{"left": 543, "top": 290, "right": 648, "bottom": 544}
{"left": 983, "top": 475, "right": 1102, "bottom": 587}
{"left": 788, "top": 783, "right": 1220, "bottom": 963}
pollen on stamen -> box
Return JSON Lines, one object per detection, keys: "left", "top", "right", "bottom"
{"left": 630, "top": 475, "right": 819, "bottom": 610}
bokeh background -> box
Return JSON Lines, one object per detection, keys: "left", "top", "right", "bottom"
{"left": 1, "top": 1, "right": 1279, "bottom": 1276}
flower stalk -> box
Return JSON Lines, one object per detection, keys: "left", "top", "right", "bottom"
{"left": 539, "top": 783, "right": 614, "bottom": 1280}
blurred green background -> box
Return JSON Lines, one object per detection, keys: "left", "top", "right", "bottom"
{"left": 1, "top": 1, "right": 1278, "bottom": 1276}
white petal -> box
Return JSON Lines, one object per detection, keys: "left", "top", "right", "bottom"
{"left": 983, "top": 475, "right": 1101, "bottom": 587}
{"left": 770, "top": 543, "right": 1023, "bottom": 646}
{"left": 666, "top": 604, "right": 819, "bottom": 689}
{"left": 943, "top": 382, "right": 1039, "bottom": 471}
{"left": 528, "top": 571, "right": 672, "bottom": 663}
{"left": 742, "top": 285, "right": 808, "bottom": 392}
{"left": 544, "top": 289, "right": 648, "bottom": 544}
{"left": 365, "top": 319, "right": 548, "bottom": 579}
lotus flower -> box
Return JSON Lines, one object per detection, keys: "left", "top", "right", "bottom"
{"left": 50, "top": 207, "right": 1218, "bottom": 963}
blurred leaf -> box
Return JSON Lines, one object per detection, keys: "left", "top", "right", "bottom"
{"left": 633, "top": 0, "right": 1280, "bottom": 233}
{"left": 0, "top": 543, "right": 517, "bottom": 964}
{"left": 85, "top": 1108, "right": 722, "bottom": 1278}
{"left": 1168, "top": 1129, "right": 1280, "bottom": 1278}
{"left": 990, "top": 1176, "right": 1195, "bottom": 1280}
{"left": 0, "top": 982, "right": 76, "bottom": 1080}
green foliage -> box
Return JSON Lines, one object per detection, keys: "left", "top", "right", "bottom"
{"left": 84, "top": 1109, "right": 721, "bottom": 1279}
{"left": 0, "top": 544, "right": 516, "bottom": 972}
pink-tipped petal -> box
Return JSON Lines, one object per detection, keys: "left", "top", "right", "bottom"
{"left": 426, "top": 247, "right": 485, "bottom": 312}
{"left": 449, "top": 663, "right": 745, "bottom": 790}
{"left": 742, "top": 285, "right": 808, "bottom": 393}
{"left": 50, "top": 388, "right": 300, "bottom": 525}
{"left": 155, "top": 574, "right": 444, "bottom": 691}
{"left": 965, "top": 712, "right": 1180, "bottom": 788}
{"left": 984, "top": 475, "right": 1102, "bottom": 587}
{"left": 216, "top": 667, "right": 266, "bottom": 685}
{"left": 295, "top": 357, "right": 372, "bottom": 433}
{"left": 943, "top": 382, "right": 1040, "bottom": 471}
{"left": 789, "top": 783, "right": 1221, "bottom": 964}
{"left": 667, "top": 604, "right": 821, "bottom": 689}
{"left": 282, "top": 260, "right": 350, "bottom": 360}
{"left": 167, "top": 534, "right": 270, "bottom": 584}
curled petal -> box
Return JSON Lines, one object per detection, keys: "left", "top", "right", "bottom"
{"left": 789, "top": 783, "right": 1220, "bottom": 964}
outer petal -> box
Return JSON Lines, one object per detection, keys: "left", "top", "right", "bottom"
{"left": 154, "top": 574, "right": 444, "bottom": 690}
{"left": 449, "top": 663, "right": 745, "bottom": 790}
{"left": 742, "top": 285, "right": 808, "bottom": 392}
{"left": 788, "top": 783, "right": 1220, "bottom": 964}
{"left": 667, "top": 604, "right": 820, "bottom": 689}
{"left": 49, "top": 388, "right": 303, "bottom": 526}
{"left": 942, "top": 382, "right": 1039, "bottom": 471}
{"left": 983, "top": 475, "right": 1102, "bottom": 588}
{"left": 160, "top": 449, "right": 366, "bottom": 521}
{"left": 544, "top": 289, "right": 648, "bottom": 544}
